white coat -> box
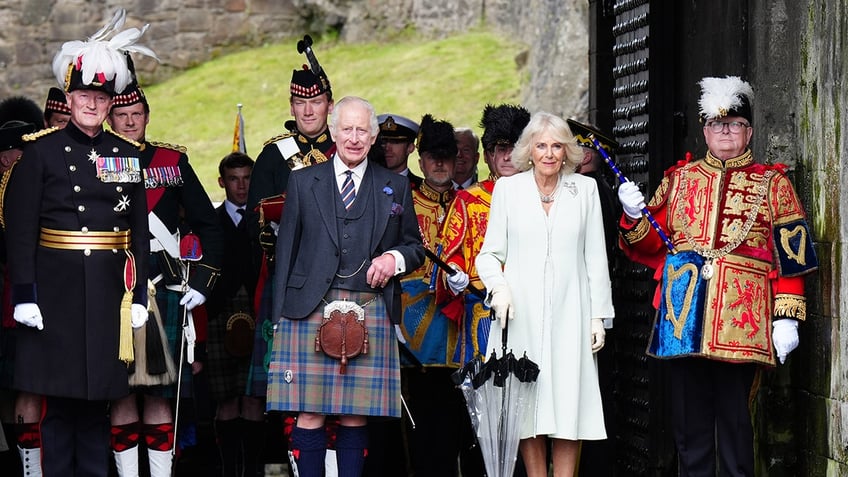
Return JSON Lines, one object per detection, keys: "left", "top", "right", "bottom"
{"left": 476, "top": 170, "right": 614, "bottom": 440}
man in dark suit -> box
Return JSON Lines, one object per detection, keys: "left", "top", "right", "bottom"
{"left": 205, "top": 152, "right": 266, "bottom": 477}
{"left": 265, "top": 96, "right": 424, "bottom": 477}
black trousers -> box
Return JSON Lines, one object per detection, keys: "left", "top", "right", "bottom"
{"left": 41, "top": 396, "right": 111, "bottom": 477}
{"left": 667, "top": 358, "right": 757, "bottom": 477}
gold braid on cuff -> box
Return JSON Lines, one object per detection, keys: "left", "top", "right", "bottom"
{"left": 774, "top": 293, "right": 807, "bottom": 321}
{"left": 622, "top": 216, "right": 651, "bottom": 244}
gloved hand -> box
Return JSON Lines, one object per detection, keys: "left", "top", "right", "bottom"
{"left": 259, "top": 221, "right": 279, "bottom": 257}
{"left": 618, "top": 180, "right": 646, "bottom": 220}
{"left": 446, "top": 265, "right": 469, "bottom": 295}
{"left": 131, "top": 303, "right": 148, "bottom": 329}
{"left": 773, "top": 319, "right": 799, "bottom": 364}
{"left": 591, "top": 318, "right": 606, "bottom": 353}
{"left": 14, "top": 303, "right": 44, "bottom": 330}
{"left": 487, "top": 285, "right": 514, "bottom": 329}
{"left": 179, "top": 287, "right": 207, "bottom": 311}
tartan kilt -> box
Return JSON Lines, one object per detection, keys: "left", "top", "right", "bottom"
{"left": 246, "top": 273, "right": 275, "bottom": 397}
{"left": 138, "top": 284, "right": 193, "bottom": 398}
{"left": 266, "top": 289, "right": 401, "bottom": 418}
{"left": 206, "top": 287, "right": 253, "bottom": 401}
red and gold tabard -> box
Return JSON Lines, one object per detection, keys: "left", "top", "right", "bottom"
{"left": 441, "top": 179, "right": 495, "bottom": 291}
{"left": 438, "top": 179, "right": 496, "bottom": 363}
{"left": 400, "top": 182, "right": 459, "bottom": 366}
{"left": 620, "top": 150, "right": 818, "bottom": 366}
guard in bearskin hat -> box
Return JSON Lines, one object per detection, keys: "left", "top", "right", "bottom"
{"left": 395, "top": 113, "right": 479, "bottom": 477}
{"left": 2, "top": 8, "right": 156, "bottom": 476}
{"left": 618, "top": 76, "right": 818, "bottom": 475}
{"left": 105, "top": 50, "right": 223, "bottom": 476}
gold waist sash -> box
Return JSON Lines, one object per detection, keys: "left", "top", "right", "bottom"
{"left": 39, "top": 227, "right": 131, "bottom": 250}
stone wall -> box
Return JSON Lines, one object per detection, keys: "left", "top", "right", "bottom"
{"left": 0, "top": 0, "right": 588, "bottom": 121}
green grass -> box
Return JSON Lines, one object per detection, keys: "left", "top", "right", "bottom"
{"left": 143, "top": 29, "right": 524, "bottom": 200}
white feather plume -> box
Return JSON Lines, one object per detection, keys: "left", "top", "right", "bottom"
{"left": 51, "top": 7, "right": 158, "bottom": 94}
{"left": 698, "top": 76, "right": 754, "bottom": 119}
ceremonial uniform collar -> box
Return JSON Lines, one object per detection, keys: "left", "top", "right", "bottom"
{"left": 704, "top": 148, "right": 753, "bottom": 169}
{"left": 65, "top": 121, "right": 105, "bottom": 145}
{"left": 296, "top": 127, "right": 331, "bottom": 149}
{"left": 418, "top": 180, "right": 454, "bottom": 204}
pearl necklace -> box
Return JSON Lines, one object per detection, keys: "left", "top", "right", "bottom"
{"left": 537, "top": 175, "right": 561, "bottom": 203}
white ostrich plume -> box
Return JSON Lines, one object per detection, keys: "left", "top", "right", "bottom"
{"left": 697, "top": 76, "right": 754, "bottom": 119}
{"left": 51, "top": 8, "right": 159, "bottom": 94}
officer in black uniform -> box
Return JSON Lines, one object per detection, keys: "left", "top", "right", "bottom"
{"left": 2, "top": 9, "right": 154, "bottom": 476}
{"left": 106, "top": 66, "right": 223, "bottom": 476}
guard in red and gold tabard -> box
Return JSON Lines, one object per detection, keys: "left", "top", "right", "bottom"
{"left": 397, "top": 114, "right": 471, "bottom": 477}
{"left": 439, "top": 104, "right": 531, "bottom": 364}
{"left": 617, "top": 76, "right": 818, "bottom": 476}
{"left": 106, "top": 60, "right": 223, "bottom": 476}
{"left": 2, "top": 8, "right": 154, "bottom": 476}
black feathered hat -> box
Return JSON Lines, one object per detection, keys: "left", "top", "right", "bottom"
{"left": 416, "top": 114, "right": 457, "bottom": 159}
{"left": 480, "top": 103, "right": 531, "bottom": 152}
{"left": 290, "top": 35, "right": 332, "bottom": 99}
{"left": 111, "top": 54, "right": 148, "bottom": 110}
{"left": 698, "top": 76, "right": 754, "bottom": 124}
{"left": 44, "top": 87, "right": 71, "bottom": 118}
{"left": 0, "top": 96, "right": 44, "bottom": 129}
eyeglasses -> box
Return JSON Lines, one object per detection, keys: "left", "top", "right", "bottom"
{"left": 705, "top": 120, "right": 750, "bottom": 133}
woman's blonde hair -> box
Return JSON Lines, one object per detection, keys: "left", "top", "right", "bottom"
{"left": 510, "top": 112, "right": 584, "bottom": 175}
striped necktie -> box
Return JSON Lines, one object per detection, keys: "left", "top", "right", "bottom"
{"left": 340, "top": 170, "right": 356, "bottom": 210}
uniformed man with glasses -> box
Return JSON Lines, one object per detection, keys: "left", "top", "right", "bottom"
{"left": 617, "top": 76, "right": 818, "bottom": 476}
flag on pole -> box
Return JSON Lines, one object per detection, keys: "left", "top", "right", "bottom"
{"left": 232, "top": 103, "right": 246, "bottom": 154}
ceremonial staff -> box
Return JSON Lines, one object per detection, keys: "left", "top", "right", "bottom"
{"left": 567, "top": 119, "right": 676, "bottom": 253}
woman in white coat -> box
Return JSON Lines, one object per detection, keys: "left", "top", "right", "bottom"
{"left": 476, "top": 111, "right": 615, "bottom": 477}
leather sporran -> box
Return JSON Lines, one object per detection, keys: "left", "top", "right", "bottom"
{"left": 224, "top": 312, "right": 255, "bottom": 358}
{"left": 315, "top": 300, "right": 369, "bottom": 374}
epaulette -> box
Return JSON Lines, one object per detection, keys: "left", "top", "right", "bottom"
{"left": 22, "top": 127, "right": 60, "bottom": 142}
{"left": 105, "top": 129, "right": 142, "bottom": 148}
{"left": 148, "top": 141, "right": 187, "bottom": 154}
{"left": 264, "top": 132, "right": 296, "bottom": 147}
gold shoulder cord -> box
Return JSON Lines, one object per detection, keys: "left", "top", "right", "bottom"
{"left": 0, "top": 165, "right": 16, "bottom": 229}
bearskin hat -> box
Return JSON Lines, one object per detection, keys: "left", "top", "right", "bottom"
{"left": 416, "top": 114, "right": 457, "bottom": 159}
{"left": 0, "top": 96, "right": 44, "bottom": 130}
{"left": 480, "top": 103, "right": 531, "bottom": 152}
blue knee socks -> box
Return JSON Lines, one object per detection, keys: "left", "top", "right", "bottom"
{"left": 335, "top": 425, "right": 368, "bottom": 477}
{"left": 290, "top": 426, "right": 326, "bottom": 476}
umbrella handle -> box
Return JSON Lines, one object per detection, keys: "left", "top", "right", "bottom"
{"left": 501, "top": 317, "right": 508, "bottom": 358}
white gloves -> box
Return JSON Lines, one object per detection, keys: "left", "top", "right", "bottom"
{"left": 487, "top": 285, "right": 514, "bottom": 329}
{"left": 618, "top": 180, "right": 646, "bottom": 220}
{"left": 591, "top": 318, "right": 606, "bottom": 353}
{"left": 446, "top": 265, "right": 470, "bottom": 295}
{"left": 131, "top": 303, "right": 148, "bottom": 329}
{"left": 179, "top": 287, "right": 207, "bottom": 311}
{"left": 14, "top": 303, "right": 43, "bottom": 330}
{"left": 773, "top": 319, "right": 799, "bottom": 364}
